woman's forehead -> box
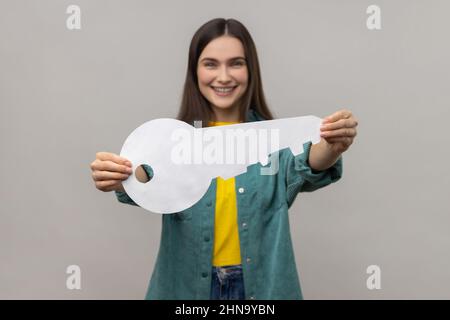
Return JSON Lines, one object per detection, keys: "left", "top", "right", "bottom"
{"left": 199, "top": 36, "right": 245, "bottom": 61}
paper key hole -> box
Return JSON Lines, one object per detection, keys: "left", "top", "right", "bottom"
{"left": 135, "top": 164, "right": 154, "bottom": 183}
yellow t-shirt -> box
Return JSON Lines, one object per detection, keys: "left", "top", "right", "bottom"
{"left": 209, "top": 121, "right": 242, "bottom": 267}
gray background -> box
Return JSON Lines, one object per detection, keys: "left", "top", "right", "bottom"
{"left": 1, "top": 0, "right": 449, "bottom": 299}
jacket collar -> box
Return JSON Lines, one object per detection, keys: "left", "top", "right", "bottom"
{"left": 245, "top": 108, "right": 265, "bottom": 122}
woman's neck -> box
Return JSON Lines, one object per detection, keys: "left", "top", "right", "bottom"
{"left": 211, "top": 105, "right": 241, "bottom": 123}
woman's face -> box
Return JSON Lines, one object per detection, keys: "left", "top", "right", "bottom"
{"left": 197, "top": 36, "right": 249, "bottom": 117}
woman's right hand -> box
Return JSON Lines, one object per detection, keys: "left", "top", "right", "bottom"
{"left": 90, "top": 152, "right": 133, "bottom": 192}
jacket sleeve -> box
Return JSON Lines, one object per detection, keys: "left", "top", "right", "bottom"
{"left": 284, "top": 141, "right": 343, "bottom": 207}
{"left": 114, "top": 190, "right": 139, "bottom": 206}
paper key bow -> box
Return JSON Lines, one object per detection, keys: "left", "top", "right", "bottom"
{"left": 120, "top": 115, "right": 322, "bottom": 214}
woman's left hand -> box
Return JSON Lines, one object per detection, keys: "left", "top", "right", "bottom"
{"left": 320, "top": 109, "right": 358, "bottom": 154}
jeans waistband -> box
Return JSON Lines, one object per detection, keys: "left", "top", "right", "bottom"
{"left": 213, "top": 264, "right": 242, "bottom": 271}
{"left": 212, "top": 264, "right": 243, "bottom": 278}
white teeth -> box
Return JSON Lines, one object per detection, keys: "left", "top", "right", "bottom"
{"left": 212, "top": 86, "right": 235, "bottom": 93}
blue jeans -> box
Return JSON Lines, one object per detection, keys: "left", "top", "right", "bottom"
{"left": 210, "top": 264, "right": 245, "bottom": 300}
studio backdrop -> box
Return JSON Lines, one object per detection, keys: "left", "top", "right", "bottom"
{"left": 1, "top": 0, "right": 449, "bottom": 299}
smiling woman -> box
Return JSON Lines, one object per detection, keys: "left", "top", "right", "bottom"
{"left": 91, "top": 17, "right": 355, "bottom": 301}
{"left": 176, "top": 18, "right": 274, "bottom": 126}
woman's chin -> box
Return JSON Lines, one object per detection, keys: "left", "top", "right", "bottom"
{"left": 210, "top": 100, "right": 237, "bottom": 110}
{"left": 213, "top": 104, "right": 234, "bottom": 110}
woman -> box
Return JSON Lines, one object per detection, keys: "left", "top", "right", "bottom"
{"left": 90, "top": 18, "right": 358, "bottom": 300}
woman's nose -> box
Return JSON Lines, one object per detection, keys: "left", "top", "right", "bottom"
{"left": 217, "top": 66, "right": 231, "bottom": 82}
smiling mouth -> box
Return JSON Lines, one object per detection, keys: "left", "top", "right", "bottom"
{"left": 211, "top": 85, "right": 238, "bottom": 96}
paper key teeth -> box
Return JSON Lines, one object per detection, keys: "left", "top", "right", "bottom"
{"left": 120, "top": 115, "right": 323, "bottom": 214}
{"left": 289, "top": 144, "right": 302, "bottom": 156}
{"left": 216, "top": 165, "right": 248, "bottom": 180}
{"left": 259, "top": 157, "right": 269, "bottom": 166}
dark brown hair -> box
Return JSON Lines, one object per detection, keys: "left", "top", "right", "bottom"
{"left": 176, "top": 18, "right": 274, "bottom": 125}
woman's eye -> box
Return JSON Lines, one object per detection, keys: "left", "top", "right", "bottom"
{"left": 203, "top": 61, "right": 245, "bottom": 68}
{"left": 232, "top": 61, "right": 245, "bottom": 67}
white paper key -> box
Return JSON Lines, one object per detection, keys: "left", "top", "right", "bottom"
{"left": 120, "top": 115, "right": 322, "bottom": 214}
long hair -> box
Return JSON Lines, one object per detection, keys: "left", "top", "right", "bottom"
{"left": 176, "top": 18, "right": 274, "bottom": 125}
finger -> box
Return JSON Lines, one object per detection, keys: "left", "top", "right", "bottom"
{"left": 102, "top": 184, "right": 122, "bottom": 192}
{"left": 323, "top": 109, "right": 352, "bottom": 124}
{"left": 324, "top": 137, "right": 352, "bottom": 144}
{"left": 320, "top": 127, "right": 357, "bottom": 138}
{"left": 95, "top": 180, "right": 119, "bottom": 190}
{"left": 320, "top": 118, "right": 357, "bottom": 131}
{"left": 96, "top": 152, "right": 132, "bottom": 167}
{"left": 92, "top": 170, "right": 131, "bottom": 181}
{"left": 95, "top": 160, "right": 133, "bottom": 174}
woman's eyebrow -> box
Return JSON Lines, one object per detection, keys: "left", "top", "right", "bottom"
{"left": 199, "top": 56, "right": 246, "bottom": 62}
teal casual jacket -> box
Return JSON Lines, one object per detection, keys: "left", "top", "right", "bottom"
{"left": 115, "top": 109, "right": 343, "bottom": 300}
